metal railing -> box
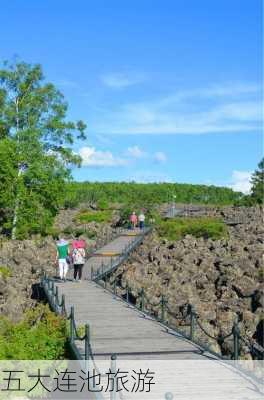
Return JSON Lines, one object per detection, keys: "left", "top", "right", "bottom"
{"left": 91, "top": 226, "right": 152, "bottom": 281}
{"left": 41, "top": 273, "right": 92, "bottom": 361}
{"left": 42, "top": 273, "right": 174, "bottom": 399}
{"left": 93, "top": 277, "right": 264, "bottom": 361}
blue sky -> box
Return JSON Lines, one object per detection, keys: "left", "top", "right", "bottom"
{"left": 1, "top": 0, "right": 262, "bottom": 192}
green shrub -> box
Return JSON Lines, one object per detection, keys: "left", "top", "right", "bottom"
{"left": 157, "top": 217, "right": 228, "bottom": 241}
{"left": 0, "top": 304, "right": 67, "bottom": 359}
{"left": 97, "top": 199, "right": 109, "bottom": 210}
{"left": 76, "top": 210, "right": 113, "bottom": 224}
{"left": 0, "top": 266, "right": 11, "bottom": 278}
{"left": 45, "top": 226, "right": 61, "bottom": 239}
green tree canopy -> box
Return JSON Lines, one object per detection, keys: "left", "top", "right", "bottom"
{"left": 0, "top": 60, "right": 87, "bottom": 238}
{"left": 251, "top": 158, "right": 264, "bottom": 204}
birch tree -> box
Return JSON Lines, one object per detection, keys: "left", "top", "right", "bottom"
{"left": 0, "top": 60, "right": 86, "bottom": 238}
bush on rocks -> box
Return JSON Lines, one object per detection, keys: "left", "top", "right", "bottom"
{"left": 0, "top": 304, "right": 67, "bottom": 359}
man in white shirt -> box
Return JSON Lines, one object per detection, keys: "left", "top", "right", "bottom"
{"left": 138, "top": 212, "right": 145, "bottom": 229}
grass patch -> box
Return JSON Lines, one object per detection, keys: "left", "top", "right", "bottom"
{"left": 0, "top": 266, "right": 11, "bottom": 279}
{"left": 157, "top": 217, "right": 228, "bottom": 241}
{"left": 76, "top": 210, "right": 113, "bottom": 224}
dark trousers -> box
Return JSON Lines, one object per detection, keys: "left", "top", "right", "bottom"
{"left": 74, "top": 264, "right": 84, "bottom": 280}
{"left": 139, "top": 221, "right": 144, "bottom": 229}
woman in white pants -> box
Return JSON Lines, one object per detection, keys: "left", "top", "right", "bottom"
{"left": 56, "top": 238, "right": 70, "bottom": 281}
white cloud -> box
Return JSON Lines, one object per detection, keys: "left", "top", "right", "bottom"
{"left": 79, "top": 146, "right": 127, "bottom": 167}
{"left": 229, "top": 170, "right": 253, "bottom": 194}
{"left": 127, "top": 146, "right": 147, "bottom": 158}
{"left": 154, "top": 151, "right": 167, "bottom": 163}
{"left": 100, "top": 72, "right": 144, "bottom": 89}
{"left": 91, "top": 82, "right": 262, "bottom": 135}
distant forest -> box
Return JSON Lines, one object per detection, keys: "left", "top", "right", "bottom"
{"left": 64, "top": 181, "right": 244, "bottom": 209}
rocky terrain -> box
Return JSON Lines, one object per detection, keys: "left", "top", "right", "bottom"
{"left": 0, "top": 205, "right": 117, "bottom": 321}
{"left": 0, "top": 236, "right": 56, "bottom": 320}
{"left": 112, "top": 206, "right": 263, "bottom": 357}
{"left": 0, "top": 204, "right": 263, "bottom": 359}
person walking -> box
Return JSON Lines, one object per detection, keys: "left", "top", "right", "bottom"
{"left": 56, "top": 237, "right": 69, "bottom": 281}
{"left": 72, "top": 246, "right": 86, "bottom": 282}
{"left": 138, "top": 211, "right": 145, "bottom": 229}
{"left": 130, "top": 211, "right": 138, "bottom": 229}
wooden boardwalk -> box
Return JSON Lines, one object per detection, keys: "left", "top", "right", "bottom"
{"left": 54, "top": 229, "right": 211, "bottom": 360}
{"left": 47, "top": 229, "right": 263, "bottom": 399}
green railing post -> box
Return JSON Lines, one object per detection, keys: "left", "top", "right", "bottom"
{"left": 61, "top": 294, "right": 65, "bottom": 315}
{"left": 190, "top": 305, "right": 195, "bottom": 341}
{"left": 51, "top": 280, "right": 55, "bottom": 295}
{"left": 114, "top": 279, "right": 117, "bottom": 295}
{"left": 91, "top": 266, "right": 94, "bottom": 280}
{"left": 140, "top": 288, "right": 145, "bottom": 312}
{"left": 232, "top": 320, "right": 240, "bottom": 360}
{"left": 161, "top": 295, "right": 166, "bottom": 323}
{"left": 84, "top": 324, "right": 90, "bottom": 361}
{"left": 70, "top": 306, "right": 75, "bottom": 343}
{"left": 55, "top": 286, "right": 59, "bottom": 311}
{"left": 110, "top": 354, "right": 117, "bottom": 400}
{"left": 126, "top": 284, "right": 129, "bottom": 303}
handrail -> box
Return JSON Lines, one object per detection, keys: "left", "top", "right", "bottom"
{"left": 91, "top": 226, "right": 152, "bottom": 281}
{"left": 42, "top": 273, "right": 175, "bottom": 400}
{"left": 42, "top": 273, "right": 106, "bottom": 399}
{"left": 93, "top": 277, "right": 264, "bottom": 361}
{"left": 42, "top": 273, "right": 91, "bottom": 360}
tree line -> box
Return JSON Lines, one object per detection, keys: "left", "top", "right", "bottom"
{"left": 64, "top": 181, "right": 244, "bottom": 210}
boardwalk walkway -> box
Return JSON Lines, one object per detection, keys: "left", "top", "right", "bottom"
{"left": 53, "top": 228, "right": 208, "bottom": 360}
{"left": 43, "top": 228, "right": 263, "bottom": 399}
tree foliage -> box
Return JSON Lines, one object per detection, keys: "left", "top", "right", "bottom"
{"left": 0, "top": 60, "right": 86, "bottom": 238}
{"left": 64, "top": 181, "right": 244, "bottom": 210}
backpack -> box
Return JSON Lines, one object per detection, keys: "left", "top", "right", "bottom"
{"left": 72, "top": 248, "right": 85, "bottom": 265}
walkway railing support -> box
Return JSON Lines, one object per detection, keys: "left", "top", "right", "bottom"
{"left": 61, "top": 294, "right": 66, "bottom": 315}
{"left": 189, "top": 305, "right": 195, "bottom": 341}
{"left": 84, "top": 324, "right": 90, "bottom": 361}
{"left": 70, "top": 306, "right": 75, "bottom": 343}
{"left": 232, "top": 320, "right": 240, "bottom": 360}
{"left": 161, "top": 295, "right": 166, "bottom": 323}
{"left": 140, "top": 288, "right": 145, "bottom": 312}
{"left": 110, "top": 354, "right": 117, "bottom": 400}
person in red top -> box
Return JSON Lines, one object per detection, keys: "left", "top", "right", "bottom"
{"left": 130, "top": 211, "right": 138, "bottom": 229}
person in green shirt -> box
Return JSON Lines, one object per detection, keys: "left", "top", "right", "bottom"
{"left": 56, "top": 238, "right": 70, "bottom": 281}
